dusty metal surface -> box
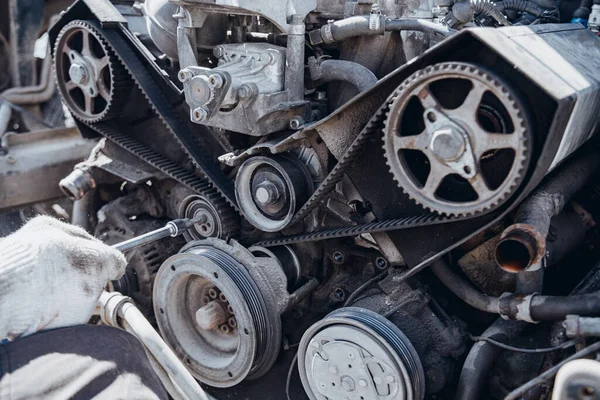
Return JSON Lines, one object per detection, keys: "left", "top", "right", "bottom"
{"left": 0, "top": 128, "right": 96, "bottom": 209}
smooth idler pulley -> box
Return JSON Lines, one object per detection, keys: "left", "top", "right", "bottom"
{"left": 153, "top": 238, "right": 289, "bottom": 387}
{"left": 235, "top": 155, "right": 314, "bottom": 232}
{"left": 298, "top": 307, "right": 425, "bottom": 400}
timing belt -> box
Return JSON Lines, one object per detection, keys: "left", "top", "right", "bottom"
{"left": 83, "top": 21, "right": 466, "bottom": 247}
{"left": 87, "top": 22, "right": 238, "bottom": 211}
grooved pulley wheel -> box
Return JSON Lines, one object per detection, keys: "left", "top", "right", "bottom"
{"left": 383, "top": 62, "right": 532, "bottom": 217}
{"left": 54, "top": 20, "right": 130, "bottom": 123}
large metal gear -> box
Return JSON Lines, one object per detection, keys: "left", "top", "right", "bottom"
{"left": 382, "top": 62, "right": 532, "bottom": 217}
{"left": 54, "top": 20, "right": 131, "bottom": 123}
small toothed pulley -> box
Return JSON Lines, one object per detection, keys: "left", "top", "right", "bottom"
{"left": 382, "top": 62, "right": 532, "bottom": 216}
{"left": 178, "top": 193, "right": 239, "bottom": 241}
{"left": 54, "top": 20, "right": 130, "bottom": 123}
{"left": 235, "top": 155, "right": 314, "bottom": 232}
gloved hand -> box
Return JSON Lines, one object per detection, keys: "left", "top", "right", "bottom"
{"left": 0, "top": 216, "right": 127, "bottom": 340}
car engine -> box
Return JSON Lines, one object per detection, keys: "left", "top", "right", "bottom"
{"left": 35, "top": 0, "right": 600, "bottom": 397}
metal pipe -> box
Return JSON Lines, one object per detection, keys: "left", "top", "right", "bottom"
{"left": 71, "top": 191, "right": 91, "bottom": 231}
{"left": 99, "top": 291, "right": 210, "bottom": 400}
{"left": 285, "top": 15, "right": 306, "bottom": 102}
{"left": 496, "top": 150, "right": 600, "bottom": 273}
{"left": 1, "top": 47, "right": 55, "bottom": 105}
{"left": 309, "top": 58, "right": 378, "bottom": 93}
{"left": 285, "top": 277, "right": 320, "bottom": 311}
{"left": 308, "top": 16, "right": 454, "bottom": 45}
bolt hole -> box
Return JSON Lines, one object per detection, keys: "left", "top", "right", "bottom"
{"left": 171, "top": 265, "right": 176, "bottom": 271}
{"left": 427, "top": 111, "right": 436, "bottom": 122}
{"left": 244, "top": 328, "right": 249, "bottom": 335}
{"left": 348, "top": 364, "right": 352, "bottom": 368}
{"left": 581, "top": 387, "right": 596, "bottom": 396}
{"left": 463, "top": 166, "right": 471, "bottom": 174}
{"left": 332, "top": 383, "right": 335, "bottom": 387}
{"left": 213, "top": 272, "right": 219, "bottom": 279}
{"left": 159, "top": 308, "right": 164, "bottom": 314}
{"left": 89, "top": 88, "right": 94, "bottom": 95}
{"left": 228, "top": 371, "right": 233, "bottom": 378}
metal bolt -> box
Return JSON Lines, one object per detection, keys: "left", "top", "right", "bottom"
{"left": 332, "top": 251, "right": 344, "bottom": 264}
{"left": 316, "top": 91, "right": 327, "bottom": 101}
{"left": 329, "top": 365, "right": 338, "bottom": 374}
{"left": 192, "top": 107, "right": 209, "bottom": 122}
{"left": 430, "top": 127, "right": 466, "bottom": 161}
{"left": 178, "top": 69, "right": 193, "bottom": 83}
{"left": 6, "top": 155, "right": 16, "bottom": 164}
{"left": 208, "top": 288, "right": 218, "bottom": 299}
{"left": 213, "top": 46, "right": 224, "bottom": 58}
{"left": 238, "top": 83, "right": 256, "bottom": 101}
{"left": 219, "top": 292, "right": 228, "bottom": 303}
{"left": 208, "top": 74, "right": 224, "bottom": 89}
{"left": 69, "top": 64, "right": 88, "bottom": 85}
{"left": 228, "top": 316, "right": 237, "bottom": 329}
{"left": 341, "top": 376, "right": 356, "bottom": 391}
{"left": 289, "top": 116, "right": 304, "bottom": 130}
{"left": 375, "top": 257, "right": 388, "bottom": 269}
{"left": 220, "top": 324, "right": 231, "bottom": 334}
{"left": 195, "top": 300, "right": 227, "bottom": 330}
{"left": 254, "top": 181, "right": 280, "bottom": 206}
{"left": 333, "top": 288, "right": 345, "bottom": 301}
{"left": 358, "top": 379, "right": 367, "bottom": 387}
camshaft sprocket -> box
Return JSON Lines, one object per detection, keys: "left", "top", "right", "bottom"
{"left": 383, "top": 62, "right": 532, "bottom": 217}
{"left": 54, "top": 20, "right": 131, "bottom": 123}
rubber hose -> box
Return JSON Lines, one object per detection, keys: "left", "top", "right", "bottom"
{"left": 495, "top": 0, "right": 545, "bottom": 15}
{"left": 471, "top": 0, "right": 512, "bottom": 25}
{"left": 310, "top": 59, "right": 378, "bottom": 92}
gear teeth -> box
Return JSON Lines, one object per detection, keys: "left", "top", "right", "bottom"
{"left": 54, "top": 20, "right": 132, "bottom": 124}
{"left": 381, "top": 61, "right": 532, "bottom": 217}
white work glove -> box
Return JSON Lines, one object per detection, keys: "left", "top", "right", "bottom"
{"left": 0, "top": 216, "right": 127, "bottom": 340}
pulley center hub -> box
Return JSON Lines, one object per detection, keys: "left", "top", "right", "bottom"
{"left": 254, "top": 181, "right": 281, "bottom": 206}
{"left": 69, "top": 62, "right": 89, "bottom": 85}
{"left": 430, "top": 126, "right": 466, "bottom": 161}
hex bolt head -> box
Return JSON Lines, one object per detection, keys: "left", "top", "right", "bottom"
{"left": 213, "top": 46, "right": 224, "bottom": 58}
{"left": 289, "top": 116, "right": 304, "bottom": 130}
{"left": 69, "top": 63, "right": 88, "bottom": 85}
{"left": 254, "top": 181, "right": 280, "bottom": 206}
{"left": 375, "top": 257, "right": 388, "bottom": 269}
{"left": 430, "top": 127, "right": 466, "bottom": 161}
{"left": 195, "top": 300, "right": 227, "bottom": 330}
{"left": 332, "top": 251, "right": 344, "bottom": 264}
{"left": 208, "top": 74, "right": 224, "bottom": 89}
{"left": 192, "top": 107, "right": 209, "bottom": 122}
{"left": 238, "top": 83, "right": 257, "bottom": 101}
{"left": 178, "top": 69, "right": 193, "bottom": 83}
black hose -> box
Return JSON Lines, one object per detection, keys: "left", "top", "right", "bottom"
{"left": 432, "top": 259, "right": 600, "bottom": 321}
{"left": 495, "top": 0, "right": 545, "bottom": 16}
{"left": 470, "top": 0, "right": 512, "bottom": 25}
{"left": 431, "top": 260, "right": 500, "bottom": 313}
{"left": 572, "top": 0, "right": 593, "bottom": 19}
{"left": 456, "top": 270, "right": 542, "bottom": 400}
{"left": 529, "top": 292, "right": 600, "bottom": 320}
{"left": 457, "top": 318, "right": 525, "bottom": 400}
{"left": 309, "top": 59, "right": 378, "bottom": 93}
